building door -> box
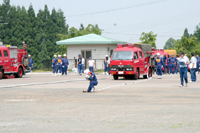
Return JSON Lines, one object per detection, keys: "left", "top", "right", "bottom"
{"left": 81, "top": 50, "right": 92, "bottom": 69}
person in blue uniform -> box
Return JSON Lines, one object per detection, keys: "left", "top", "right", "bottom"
{"left": 57, "top": 55, "right": 62, "bottom": 76}
{"left": 62, "top": 54, "right": 69, "bottom": 75}
{"left": 28, "top": 55, "right": 34, "bottom": 72}
{"left": 104, "top": 55, "right": 108, "bottom": 75}
{"left": 162, "top": 55, "right": 167, "bottom": 74}
{"left": 175, "top": 56, "right": 180, "bottom": 74}
{"left": 83, "top": 72, "right": 98, "bottom": 93}
{"left": 77, "top": 54, "right": 82, "bottom": 75}
{"left": 52, "top": 55, "right": 58, "bottom": 76}
{"left": 155, "top": 53, "right": 164, "bottom": 79}
{"left": 196, "top": 54, "right": 200, "bottom": 74}
{"left": 167, "top": 55, "right": 171, "bottom": 74}
{"left": 170, "top": 54, "right": 177, "bottom": 74}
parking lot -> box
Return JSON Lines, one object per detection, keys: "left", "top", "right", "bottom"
{"left": 0, "top": 73, "right": 200, "bottom": 133}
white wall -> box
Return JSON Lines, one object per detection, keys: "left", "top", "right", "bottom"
{"left": 67, "top": 44, "right": 117, "bottom": 59}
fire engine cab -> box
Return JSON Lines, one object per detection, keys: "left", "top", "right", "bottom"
{"left": 0, "top": 43, "right": 30, "bottom": 79}
{"left": 110, "top": 44, "right": 153, "bottom": 80}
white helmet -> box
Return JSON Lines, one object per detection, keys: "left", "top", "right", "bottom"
{"left": 63, "top": 54, "right": 67, "bottom": 57}
{"left": 157, "top": 53, "right": 160, "bottom": 56}
{"left": 28, "top": 55, "right": 31, "bottom": 57}
{"left": 105, "top": 55, "right": 108, "bottom": 57}
{"left": 54, "top": 55, "right": 57, "bottom": 57}
{"left": 58, "top": 55, "right": 61, "bottom": 57}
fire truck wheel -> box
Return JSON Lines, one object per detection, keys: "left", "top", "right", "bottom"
{"left": 113, "top": 75, "right": 118, "bottom": 80}
{"left": 133, "top": 69, "right": 139, "bottom": 80}
{"left": 16, "top": 68, "right": 23, "bottom": 78}
{"left": 143, "top": 68, "right": 152, "bottom": 79}
{"left": 0, "top": 70, "right": 4, "bottom": 80}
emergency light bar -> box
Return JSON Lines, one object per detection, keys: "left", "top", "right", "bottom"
{"left": 117, "top": 44, "right": 124, "bottom": 48}
{"left": 126, "top": 44, "right": 134, "bottom": 48}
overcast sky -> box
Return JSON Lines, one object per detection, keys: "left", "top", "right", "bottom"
{"left": 1, "top": 0, "right": 200, "bottom": 48}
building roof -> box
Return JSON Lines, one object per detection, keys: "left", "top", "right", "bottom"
{"left": 56, "top": 33, "right": 127, "bottom": 45}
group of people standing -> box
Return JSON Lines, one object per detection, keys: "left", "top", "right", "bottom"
{"left": 154, "top": 52, "right": 200, "bottom": 87}
{"left": 52, "top": 54, "right": 69, "bottom": 76}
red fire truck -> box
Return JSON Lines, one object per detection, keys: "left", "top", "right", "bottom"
{"left": 0, "top": 44, "right": 30, "bottom": 79}
{"left": 110, "top": 44, "right": 153, "bottom": 80}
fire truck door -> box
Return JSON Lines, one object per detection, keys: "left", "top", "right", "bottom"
{"left": 3, "top": 50, "right": 11, "bottom": 71}
{"left": 138, "top": 51, "right": 144, "bottom": 74}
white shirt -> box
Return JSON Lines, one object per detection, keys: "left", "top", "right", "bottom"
{"left": 184, "top": 55, "right": 189, "bottom": 63}
{"left": 191, "top": 56, "right": 197, "bottom": 64}
{"left": 88, "top": 60, "right": 95, "bottom": 67}
{"left": 107, "top": 58, "right": 111, "bottom": 64}
{"left": 179, "top": 57, "right": 187, "bottom": 67}
{"left": 82, "top": 58, "right": 85, "bottom": 65}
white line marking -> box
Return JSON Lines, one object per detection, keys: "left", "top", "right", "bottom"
{"left": 0, "top": 76, "right": 110, "bottom": 89}
{"left": 3, "top": 99, "right": 36, "bottom": 102}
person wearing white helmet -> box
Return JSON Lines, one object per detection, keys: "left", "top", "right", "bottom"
{"left": 62, "top": 54, "right": 69, "bottom": 75}
{"left": 28, "top": 55, "right": 34, "bottom": 73}
{"left": 104, "top": 55, "right": 109, "bottom": 75}
{"left": 57, "top": 55, "right": 62, "bottom": 76}
{"left": 52, "top": 55, "right": 58, "bottom": 76}
{"left": 155, "top": 53, "right": 164, "bottom": 79}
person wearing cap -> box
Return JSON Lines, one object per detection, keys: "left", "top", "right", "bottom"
{"left": 155, "top": 53, "right": 164, "bottom": 78}
{"left": 167, "top": 55, "right": 172, "bottom": 74}
{"left": 179, "top": 52, "right": 189, "bottom": 87}
{"left": 196, "top": 54, "right": 200, "bottom": 74}
{"left": 62, "top": 54, "right": 69, "bottom": 75}
{"left": 57, "top": 55, "right": 62, "bottom": 75}
{"left": 77, "top": 54, "right": 82, "bottom": 75}
{"left": 190, "top": 52, "right": 197, "bottom": 83}
{"left": 52, "top": 55, "right": 58, "bottom": 76}
{"left": 88, "top": 57, "right": 95, "bottom": 72}
{"left": 81, "top": 56, "right": 85, "bottom": 74}
{"left": 28, "top": 55, "right": 34, "bottom": 72}
{"left": 170, "top": 54, "right": 177, "bottom": 74}
{"left": 162, "top": 55, "right": 167, "bottom": 74}
{"left": 104, "top": 55, "right": 109, "bottom": 75}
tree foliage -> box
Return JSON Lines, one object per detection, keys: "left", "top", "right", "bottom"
{"left": 139, "top": 31, "right": 157, "bottom": 48}
{"left": 163, "top": 37, "right": 175, "bottom": 49}
{"left": 0, "top": 0, "right": 101, "bottom": 69}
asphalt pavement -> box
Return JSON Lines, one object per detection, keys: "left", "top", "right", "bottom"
{"left": 0, "top": 72, "right": 200, "bottom": 133}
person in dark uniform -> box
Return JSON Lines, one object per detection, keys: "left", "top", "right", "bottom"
{"left": 83, "top": 72, "right": 98, "bottom": 93}
{"left": 77, "top": 54, "right": 82, "bottom": 75}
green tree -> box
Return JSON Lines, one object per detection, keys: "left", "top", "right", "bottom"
{"left": 194, "top": 24, "right": 200, "bottom": 42}
{"left": 183, "top": 28, "right": 189, "bottom": 38}
{"left": 139, "top": 31, "right": 157, "bottom": 48}
{"left": 163, "top": 37, "right": 175, "bottom": 49}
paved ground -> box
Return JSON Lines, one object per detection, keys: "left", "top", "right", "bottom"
{"left": 0, "top": 72, "right": 200, "bottom": 133}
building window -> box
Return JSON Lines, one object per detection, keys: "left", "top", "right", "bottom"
{"left": 110, "top": 49, "right": 113, "bottom": 56}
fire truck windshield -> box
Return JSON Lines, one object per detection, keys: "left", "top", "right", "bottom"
{"left": 112, "top": 51, "right": 133, "bottom": 60}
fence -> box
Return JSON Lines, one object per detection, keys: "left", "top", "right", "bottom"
{"left": 43, "top": 59, "right": 105, "bottom": 71}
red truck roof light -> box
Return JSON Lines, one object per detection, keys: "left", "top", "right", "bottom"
{"left": 126, "top": 44, "right": 134, "bottom": 48}
{"left": 117, "top": 44, "right": 124, "bottom": 48}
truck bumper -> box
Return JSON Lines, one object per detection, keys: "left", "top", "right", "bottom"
{"left": 110, "top": 71, "right": 135, "bottom": 75}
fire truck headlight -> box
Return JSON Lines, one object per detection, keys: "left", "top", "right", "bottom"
{"left": 126, "top": 68, "right": 133, "bottom": 71}
{"left": 111, "top": 68, "right": 116, "bottom": 71}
